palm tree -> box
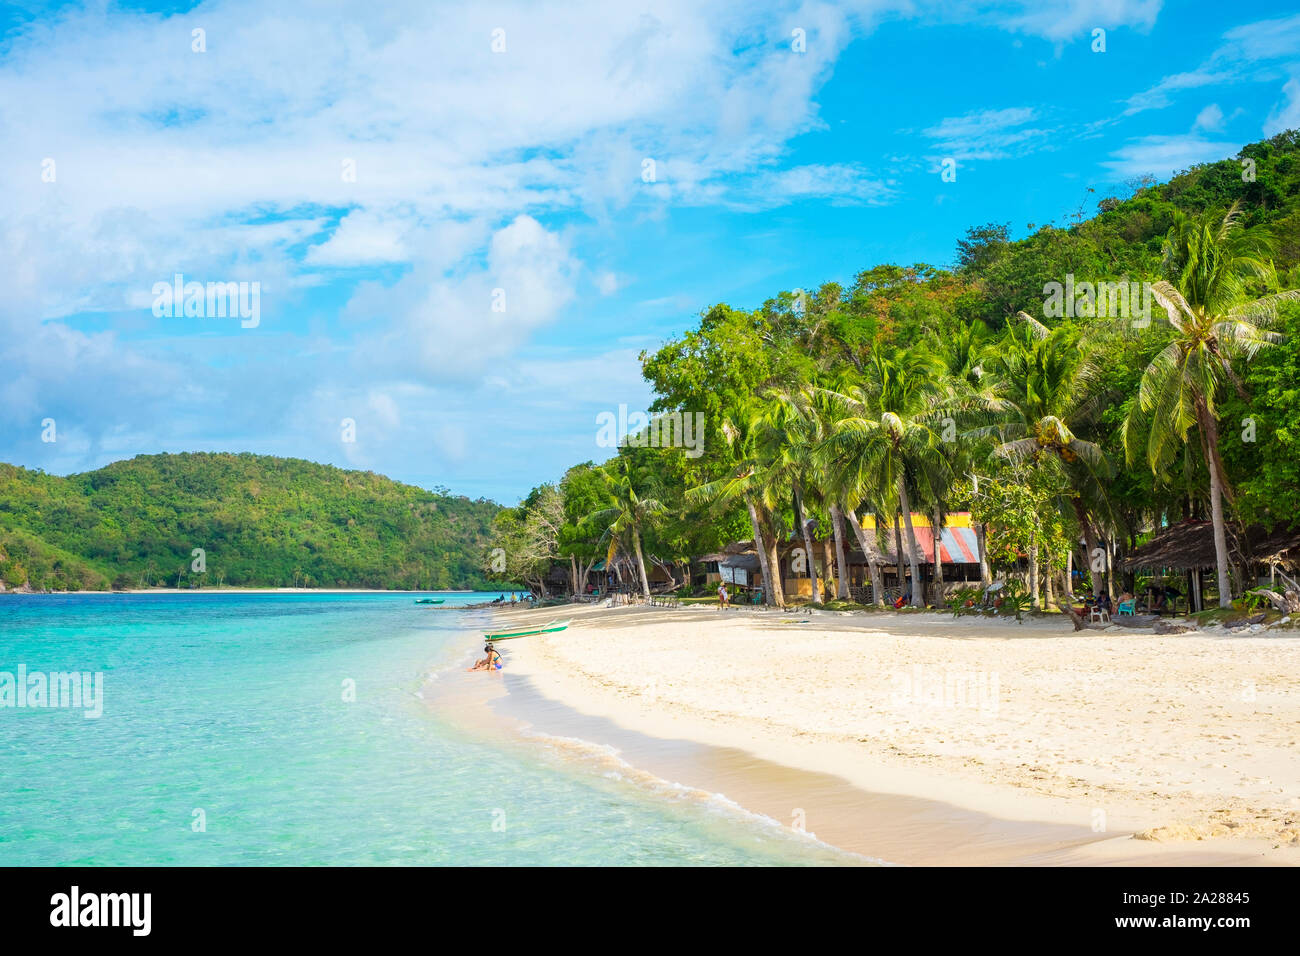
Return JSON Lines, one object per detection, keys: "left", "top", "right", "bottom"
{"left": 687, "top": 417, "right": 787, "bottom": 607}
{"left": 931, "top": 318, "right": 997, "bottom": 592}
{"left": 1124, "top": 202, "right": 1296, "bottom": 607}
{"left": 976, "top": 314, "right": 1114, "bottom": 601}
{"left": 819, "top": 349, "right": 947, "bottom": 608}
{"left": 586, "top": 457, "right": 665, "bottom": 601}
{"left": 807, "top": 386, "right": 888, "bottom": 605}
{"left": 752, "top": 388, "right": 823, "bottom": 603}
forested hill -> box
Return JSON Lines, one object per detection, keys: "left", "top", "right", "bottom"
{"left": 0, "top": 452, "right": 501, "bottom": 591}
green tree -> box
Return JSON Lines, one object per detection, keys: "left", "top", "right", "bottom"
{"left": 819, "top": 349, "right": 948, "bottom": 607}
{"left": 1123, "top": 203, "right": 1297, "bottom": 607}
{"left": 976, "top": 315, "right": 1114, "bottom": 599}
{"left": 586, "top": 458, "right": 665, "bottom": 600}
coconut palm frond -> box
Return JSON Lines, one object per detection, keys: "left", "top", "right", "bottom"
{"left": 1148, "top": 279, "right": 1194, "bottom": 327}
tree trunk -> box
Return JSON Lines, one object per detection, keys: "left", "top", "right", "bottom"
{"left": 897, "top": 476, "right": 923, "bottom": 608}
{"left": 830, "top": 504, "right": 850, "bottom": 600}
{"left": 846, "top": 508, "right": 886, "bottom": 606}
{"left": 1044, "top": 547, "right": 1054, "bottom": 608}
{"left": 1106, "top": 541, "right": 1118, "bottom": 605}
{"left": 764, "top": 522, "right": 786, "bottom": 608}
{"left": 931, "top": 506, "right": 944, "bottom": 607}
{"left": 1073, "top": 499, "right": 1103, "bottom": 597}
{"left": 820, "top": 536, "right": 835, "bottom": 602}
{"left": 631, "top": 526, "right": 651, "bottom": 600}
{"left": 1197, "top": 402, "right": 1234, "bottom": 608}
{"left": 894, "top": 513, "right": 904, "bottom": 589}
{"left": 1028, "top": 533, "right": 1039, "bottom": 610}
{"left": 747, "top": 500, "right": 778, "bottom": 607}
{"left": 794, "top": 485, "right": 821, "bottom": 603}
{"left": 977, "top": 522, "right": 991, "bottom": 587}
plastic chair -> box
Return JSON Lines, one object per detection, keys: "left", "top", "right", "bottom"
{"left": 1117, "top": 600, "right": 1135, "bottom": 616}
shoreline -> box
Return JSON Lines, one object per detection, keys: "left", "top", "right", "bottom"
{"left": 442, "top": 603, "right": 1299, "bottom": 866}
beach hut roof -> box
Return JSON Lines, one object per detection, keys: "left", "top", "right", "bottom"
{"left": 1123, "top": 520, "right": 1300, "bottom": 571}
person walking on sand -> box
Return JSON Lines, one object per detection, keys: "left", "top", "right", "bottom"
{"left": 717, "top": 582, "right": 729, "bottom": 610}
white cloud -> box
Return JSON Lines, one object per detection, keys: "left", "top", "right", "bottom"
{"left": 1101, "top": 133, "right": 1240, "bottom": 178}
{"left": 346, "top": 214, "right": 579, "bottom": 383}
{"left": 757, "top": 164, "right": 895, "bottom": 206}
{"left": 1194, "top": 104, "right": 1225, "bottom": 131}
{"left": 1123, "top": 13, "right": 1300, "bottom": 117}
{"left": 1265, "top": 77, "right": 1300, "bottom": 136}
{"left": 595, "top": 271, "right": 621, "bottom": 295}
{"left": 1218, "top": 12, "right": 1300, "bottom": 62}
{"left": 992, "top": 0, "right": 1163, "bottom": 43}
{"left": 921, "top": 107, "right": 1048, "bottom": 161}
{"left": 306, "top": 210, "right": 412, "bottom": 266}
{"left": 931, "top": 0, "right": 1163, "bottom": 44}
{"left": 1124, "top": 71, "right": 1227, "bottom": 116}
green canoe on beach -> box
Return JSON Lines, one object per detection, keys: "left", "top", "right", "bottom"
{"left": 484, "top": 619, "right": 571, "bottom": 641}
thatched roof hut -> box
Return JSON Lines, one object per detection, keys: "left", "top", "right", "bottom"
{"left": 1124, "top": 520, "right": 1300, "bottom": 572}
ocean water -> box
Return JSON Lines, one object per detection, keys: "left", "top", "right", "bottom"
{"left": 0, "top": 592, "right": 852, "bottom": 865}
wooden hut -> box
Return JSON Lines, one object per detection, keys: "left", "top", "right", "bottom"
{"left": 1123, "top": 519, "right": 1300, "bottom": 611}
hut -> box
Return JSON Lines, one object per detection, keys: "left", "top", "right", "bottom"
{"left": 1123, "top": 519, "right": 1300, "bottom": 611}
{"left": 693, "top": 542, "right": 783, "bottom": 599}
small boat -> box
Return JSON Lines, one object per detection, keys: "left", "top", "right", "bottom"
{"left": 484, "top": 619, "right": 570, "bottom": 642}
{"left": 414, "top": 598, "right": 445, "bottom": 605}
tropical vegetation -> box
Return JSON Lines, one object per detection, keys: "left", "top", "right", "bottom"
{"left": 491, "top": 131, "right": 1300, "bottom": 611}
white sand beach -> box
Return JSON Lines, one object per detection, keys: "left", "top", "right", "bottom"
{"left": 469, "top": 603, "right": 1300, "bottom": 865}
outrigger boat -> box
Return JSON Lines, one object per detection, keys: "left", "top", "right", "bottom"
{"left": 484, "top": 619, "right": 570, "bottom": 642}
{"left": 414, "top": 598, "right": 445, "bottom": 605}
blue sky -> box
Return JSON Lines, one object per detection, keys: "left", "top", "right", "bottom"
{"left": 2, "top": 0, "right": 1298, "bottom": 502}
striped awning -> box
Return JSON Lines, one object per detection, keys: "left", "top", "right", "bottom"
{"left": 895, "top": 525, "right": 980, "bottom": 564}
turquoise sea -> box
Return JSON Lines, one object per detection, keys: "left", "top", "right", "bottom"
{"left": 0, "top": 592, "right": 850, "bottom": 865}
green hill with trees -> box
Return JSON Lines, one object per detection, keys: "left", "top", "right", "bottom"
{"left": 0, "top": 452, "right": 501, "bottom": 591}
{"left": 490, "top": 130, "right": 1300, "bottom": 610}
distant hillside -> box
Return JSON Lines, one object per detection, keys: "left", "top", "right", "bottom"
{"left": 0, "top": 452, "right": 501, "bottom": 591}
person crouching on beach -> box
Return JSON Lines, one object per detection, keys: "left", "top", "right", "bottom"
{"left": 468, "top": 644, "right": 502, "bottom": 672}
